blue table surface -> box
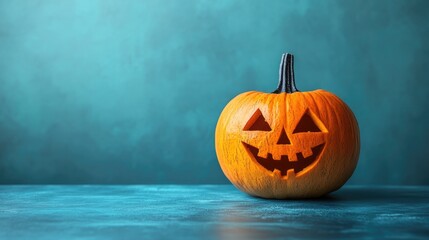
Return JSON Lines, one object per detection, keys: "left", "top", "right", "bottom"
{"left": 0, "top": 185, "right": 428, "bottom": 239}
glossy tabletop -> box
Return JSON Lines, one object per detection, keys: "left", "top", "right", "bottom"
{"left": 0, "top": 185, "right": 428, "bottom": 239}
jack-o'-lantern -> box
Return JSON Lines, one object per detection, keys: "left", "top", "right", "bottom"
{"left": 215, "top": 53, "right": 360, "bottom": 199}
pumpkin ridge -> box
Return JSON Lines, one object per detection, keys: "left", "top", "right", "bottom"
{"left": 326, "top": 91, "right": 360, "bottom": 163}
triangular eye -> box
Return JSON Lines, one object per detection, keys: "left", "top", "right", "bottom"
{"left": 243, "top": 109, "right": 271, "bottom": 131}
{"left": 293, "top": 110, "right": 322, "bottom": 133}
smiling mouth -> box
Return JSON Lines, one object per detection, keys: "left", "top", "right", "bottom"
{"left": 242, "top": 142, "right": 325, "bottom": 177}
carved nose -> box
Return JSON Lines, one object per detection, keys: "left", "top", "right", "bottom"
{"left": 277, "top": 128, "right": 291, "bottom": 145}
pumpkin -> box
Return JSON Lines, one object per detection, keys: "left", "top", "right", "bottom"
{"left": 215, "top": 53, "right": 360, "bottom": 199}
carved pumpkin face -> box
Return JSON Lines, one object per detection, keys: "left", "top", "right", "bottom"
{"left": 215, "top": 54, "right": 360, "bottom": 199}
{"left": 242, "top": 103, "right": 327, "bottom": 178}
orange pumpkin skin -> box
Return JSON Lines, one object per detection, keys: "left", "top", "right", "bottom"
{"left": 215, "top": 54, "right": 360, "bottom": 199}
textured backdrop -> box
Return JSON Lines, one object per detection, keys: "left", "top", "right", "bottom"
{"left": 0, "top": 0, "right": 428, "bottom": 184}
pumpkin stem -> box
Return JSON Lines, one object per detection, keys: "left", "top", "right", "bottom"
{"left": 273, "top": 53, "right": 299, "bottom": 93}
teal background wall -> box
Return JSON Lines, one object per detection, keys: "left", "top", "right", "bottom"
{"left": 0, "top": 0, "right": 428, "bottom": 184}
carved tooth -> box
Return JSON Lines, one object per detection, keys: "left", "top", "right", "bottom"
{"left": 302, "top": 148, "right": 313, "bottom": 158}
{"left": 272, "top": 153, "right": 282, "bottom": 160}
{"left": 286, "top": 169, "right": 296, "bottom": 179}
{"left": 273, "top": 169, "right": 282, "bottom": 177}
{"left": 257, "top": 149, "right": 268, "bottom": 159}
{"left": 288, "top": 154, "right": 298, "bottom": 162}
